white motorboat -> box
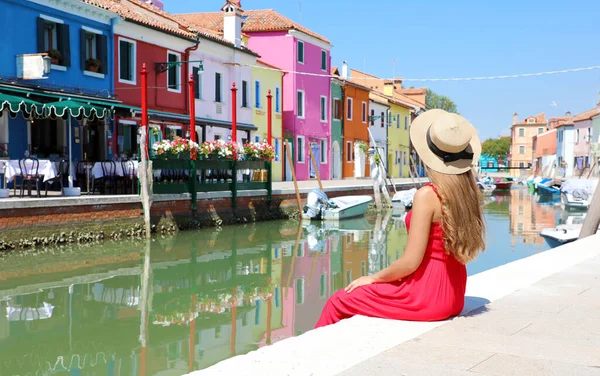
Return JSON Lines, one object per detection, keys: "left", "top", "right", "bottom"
{"left": 560, "top": 179, "right": 597, "bottom": 211}
{"left": 540, "top": 225, "right": 583, "bottom": 248}
{"left": 392, "top": 188, "right": 417, "bottom": 210}
{"left": 302, "top": 189, "right": 373, "bottom": 221}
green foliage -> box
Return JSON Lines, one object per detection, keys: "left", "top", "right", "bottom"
{"left": 481, "top": 137, "right": 511, "bottom": 160}
{"left": 426, "top": 89, "right": 458, "bottom": 113}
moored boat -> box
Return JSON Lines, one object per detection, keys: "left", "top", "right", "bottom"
{"left": 493, "top": 181, "right": 513, "bottom": 191}
{"left": 560, "top": 179, "right": 597, "bottom": 211}
{"left": 302, "top": 189, "right": 373, "bottom": 221}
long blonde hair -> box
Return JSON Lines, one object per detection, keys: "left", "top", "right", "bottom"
{"left": 426, "top": 167, "right": 486, "bottom": 263}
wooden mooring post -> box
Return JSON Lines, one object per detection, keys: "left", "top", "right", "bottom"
{"left": 579, "top": 157, "right": 600, "bottom": 239}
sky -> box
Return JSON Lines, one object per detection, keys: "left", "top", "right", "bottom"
{"left": 166, "top": 0, "right": 600, "bottom": 140}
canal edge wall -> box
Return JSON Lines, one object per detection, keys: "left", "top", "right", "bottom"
{"left": 0, "top": 180, "right": 426, "bottom": 250}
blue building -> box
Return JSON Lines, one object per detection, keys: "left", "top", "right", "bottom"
{"left": 0, "top": 0, "right": 120, "bottom": 165}
{"left": 479, "top": 154, "right": 499, "bottom": 172}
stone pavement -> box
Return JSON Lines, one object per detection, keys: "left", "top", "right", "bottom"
{"left": 341, "top": 254, "right": 600, "bottom": 376}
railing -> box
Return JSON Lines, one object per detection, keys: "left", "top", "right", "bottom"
{"left": 151, "top": 157, "right": 272, "bottom": 211}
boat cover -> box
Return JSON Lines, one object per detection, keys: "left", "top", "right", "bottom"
{"left": 561, "top": 179, "right": 597, "bottom": 199}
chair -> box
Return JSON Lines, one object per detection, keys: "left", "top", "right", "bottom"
{"left": 121, "top": 160, "right": 137, "bottom": 194}
{"left": 18, "top": 157, "right": 42, "bottom": 198}
{"left": 100, "top": 161, "right": 118, "bottom": 194}
{"left": 45, "top": 160, "right": 69, "bottom": 197}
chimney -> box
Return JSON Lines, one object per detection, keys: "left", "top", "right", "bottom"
{"left": 341, "top": 61, "right": 348, "bottom": 79}
{"left": 222, "top": 1, "right": 243, "bottom": 48}
{"left": 384, "top": 80, "right": 394, "bottom": 97}
{"left": 512, "top": 112, "right": 518, "bottom": 125}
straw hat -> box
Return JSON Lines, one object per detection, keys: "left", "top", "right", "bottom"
{"left": 410, "top": 109, "right": 481, "bottom": 175}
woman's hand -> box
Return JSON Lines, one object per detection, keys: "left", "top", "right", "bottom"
{"left": 344, "top": 276, "right": 378, "bottom": 294}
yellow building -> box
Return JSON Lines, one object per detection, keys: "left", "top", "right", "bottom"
{"left": 252, "top": 60, "right": 284, "bottom": 181}
{"left": 385, "top": 96, "right": 413, "bottom": 178}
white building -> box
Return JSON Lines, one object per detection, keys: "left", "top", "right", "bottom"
{"left": 368, "top": 92, "right": 390, "bottom": 172}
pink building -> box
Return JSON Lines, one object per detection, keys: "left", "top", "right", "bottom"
{"left": 178, "top": 5, "right": 333, "bottom": 180}
{"left": 572, "top": 106, "right": 600, "bottom": 173}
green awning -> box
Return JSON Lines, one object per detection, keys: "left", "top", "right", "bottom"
{"left": 44, "top": 99, "right": 112, "bottom": 120}
{"left": 0, "top": 92, "right": 45, "bottom": 116}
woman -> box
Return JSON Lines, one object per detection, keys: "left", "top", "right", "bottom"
{"left": 315, "top": 109, "right": 486, "bottom": 328}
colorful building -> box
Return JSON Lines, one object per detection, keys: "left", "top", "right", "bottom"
{"left": 385, "top": 96, "right": 414, "bottom": 178}
{"left": 339, "top": 78, "right": 371, "bottom": 178}
{"left": 555, "top": 116, "right": 575, "bottom": 177}
{"left": 368, "top": 92, "right": 390, "bottom": 173}
{"left": 572, "top": 106, "right": 599, "bottom": 175}
{"left": 532, "top": 129, "right": 557, "bottom": 176}
{"left": 0, "top": 0, "right": 119, "bottom": 164}
{"left": 509, "top": 113, "right": 547, "bottom": 175}
{"left": 251, "top": 60, "right": 284, "bottom": 181}
{"left": 479, "top": 154, "right": 499, "bottom": 172}
{"left": 330, "top": 75, "right": 344, "bottom": 180}
{"left": 179, "top": 5, "right": 333, "bottom": 181}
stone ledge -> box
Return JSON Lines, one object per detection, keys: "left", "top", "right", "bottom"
{"left": 188, "top": 234, "right": 600, "bottom": 376}
{"left": 0, "top": 195, "right": 141, "bottom": 209}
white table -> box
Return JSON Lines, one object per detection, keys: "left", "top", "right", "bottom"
{"left": 4, "top": 159, "right": 58, "bottom": 183}
{"left": 91, "top": 161, "right": 139, "bottom": 179}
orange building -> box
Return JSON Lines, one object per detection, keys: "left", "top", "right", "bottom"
{"left": 510, "top": 113, "right": 548, "bottom": 175}
{"left": 342, "top": 232, "right": 370, "bottom": 286}
{"left": 509, "top": 189, "right": 556, "bottom": 246}
{"left": 341, "top": 81, "right": 371, "bottom": 178}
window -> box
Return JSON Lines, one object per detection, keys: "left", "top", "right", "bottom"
{"left": 275, "top": 87, "right": 280, "bottom": 113}
{"left": 241, "top": 80, "right": 249, "bottom": 107}
{"left": 333, "top": 99, "right": 341, "bottom": 120}
{"left": 538, "top": 127, "right": 544, "bottom": 135}
{"left": 297, "top": 90, "right": 305, "bottom": 118}
{"left": 321, "top": 50, "right": 327, "bottom": 71}
{"left": 395, "top": 150, "right": 399, "bottom": 166}
{"left": 347, "top": 98, "right": 353, "bottom": 120}
{"left": 215, "top": 72, "right": 222, "bottom": 102}
{"left": 528, "top": 118, "right": 535, "bottom": 124}
{"left": 576, "top": 129, "right": 580, "bottom": 143}
{"left": 297, "top": 136, "right": 305, "bottom": 163}
{"left": 370, "top": 109, "right": 375, "bottom": 126}
{"left": 320, "top": 139, "right": 327, "bottom": 164}
{"left": 361, "top": 261, "right": 367, "bottom": 277}
{"left": 518, "top": 128, "right": 525, "bottom": 137}
{"left": 320, "top": 96, "right": 327, "bottom": 122}
{"left": 167, "top": 51, "right": 180, "bottom": 92}
{"left": 396, "top": 114, "right": 400, "bottom": 129}
{"left": 118, "top": 38, "right": 135, "bottom": 84}
{"left": 254, "top": 81, "right": 261, "bottom": 108}
{"left": 80, "top": 28, "right": 107, "bottom": 75}
{"left": 588, "top": 127, "right": 593, "bottom": 142}
{"left": 405, "top": 115, "right": 409, "bottom": 130}
{"left": 558, "top": 130, "right": 563, "bottom": 142}
{"left": 275, "top": 138, "right": 280, "bottom": 162}
{"left": 380, "top": 112, "right": 384, "bottom": 128}
{"left": 346, "top": 141, "right": 353, "bottom": 162}
{"left": 387, "top": 110, "right": 392, "bottom": 127}
{"left": 519, "top": 145, "right": 526, "bottom": 154}
{"left": 403, "top": 151, "right": 407, "bottom": 165}
{"left": 362, "top": 102, "right": 367, "bottom": 123}
{"left": 345, "top": 270, "right": 352, "bottom": 286}
{"left": 192, "top": 66, "right": 203, "bottom": 99}
{"left": 297, "top": 41, "right": 304, "bottom": 63}
{"left": 296, "top": 279, "right": 305, "bottom": 305}
{"left": 37, "top": 16, "right": 70, "bottom": 67}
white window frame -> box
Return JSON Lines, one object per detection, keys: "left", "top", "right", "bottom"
{"left": 118, "top": 37, "right": 136, "bottom": 85}
{"left": 297, "top": 135, "right": 306, "bottom": 163}
{"left": 320, "top": 95, "right": 327, "bottom": 122}
{"left": 166, "top": 50, "right": 181, "bottom": 93}
{"left": 333, "top": 98, "right": 341, "bottom": 120}
{"left": 346, "top": 141, "right": 353, "bottom": 162}
{"left": 347, "top": 97, "right": 353, "bottom": 121}
{"left": 518, "top": 127, "right": 525, "bottom": 137}
{"left": 361, "top": 101, "right": 367, "bottom": 123}
{"left": 297, "top": 40, "right": 305, "bottom": 64}
{"left": 538, "top": 127, "right": 544, "bottom": 135}
{"left": 519, "top": 145, "right": 526, "bottom": 155}
{"left": 320, "top": 138, "right": 327, "bottom": 164}
{"left": 297, "top": 90, "right": 305, "bottom": 119}
{"left": 405, "top": 115, "right": 409, "bottom": 130}
{"left": 215, "top": 72, "right": 223, "bottom": 103}
{"left": 195, "top": 66, "right": 203, "bottom": 100}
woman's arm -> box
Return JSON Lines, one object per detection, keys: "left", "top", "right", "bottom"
{"left": 371, "top": 187, "right": 436, "bottom": 282}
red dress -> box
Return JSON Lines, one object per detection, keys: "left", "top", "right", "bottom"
{"left": 315, "top": 184, "right": 467, "bottom": 328}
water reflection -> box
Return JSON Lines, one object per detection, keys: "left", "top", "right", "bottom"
{"left": 0, "top": 187, "right": 570, "bottom": 375}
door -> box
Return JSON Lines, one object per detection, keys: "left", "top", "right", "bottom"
{"left": 332, "top": 141, "right": 341, "bottom": 179}
{"left": 309, "top": 142, "right": 320, "bottom": 179}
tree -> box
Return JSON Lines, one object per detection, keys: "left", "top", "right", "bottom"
{"left": 481, "top": 137, "right": 511, "bottom": 162}
{"left": 425, "top": 89, "right": 458, "bottom": 113}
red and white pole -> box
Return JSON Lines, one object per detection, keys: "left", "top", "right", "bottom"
{"left": 141, "top": 63, "right": 149, "bottom": 158}
{"left": 188, "top": 74, "right": 197, "bottom": 160}
{"left": 267, "top": 90, "right": 273, "bottom": 146}
{"left": 231, "top": 82, "right": 238, "bottom": 144}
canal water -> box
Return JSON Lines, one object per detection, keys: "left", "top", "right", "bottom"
{"left": 0, "top": 188, "right": 574, "bottom": 375}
